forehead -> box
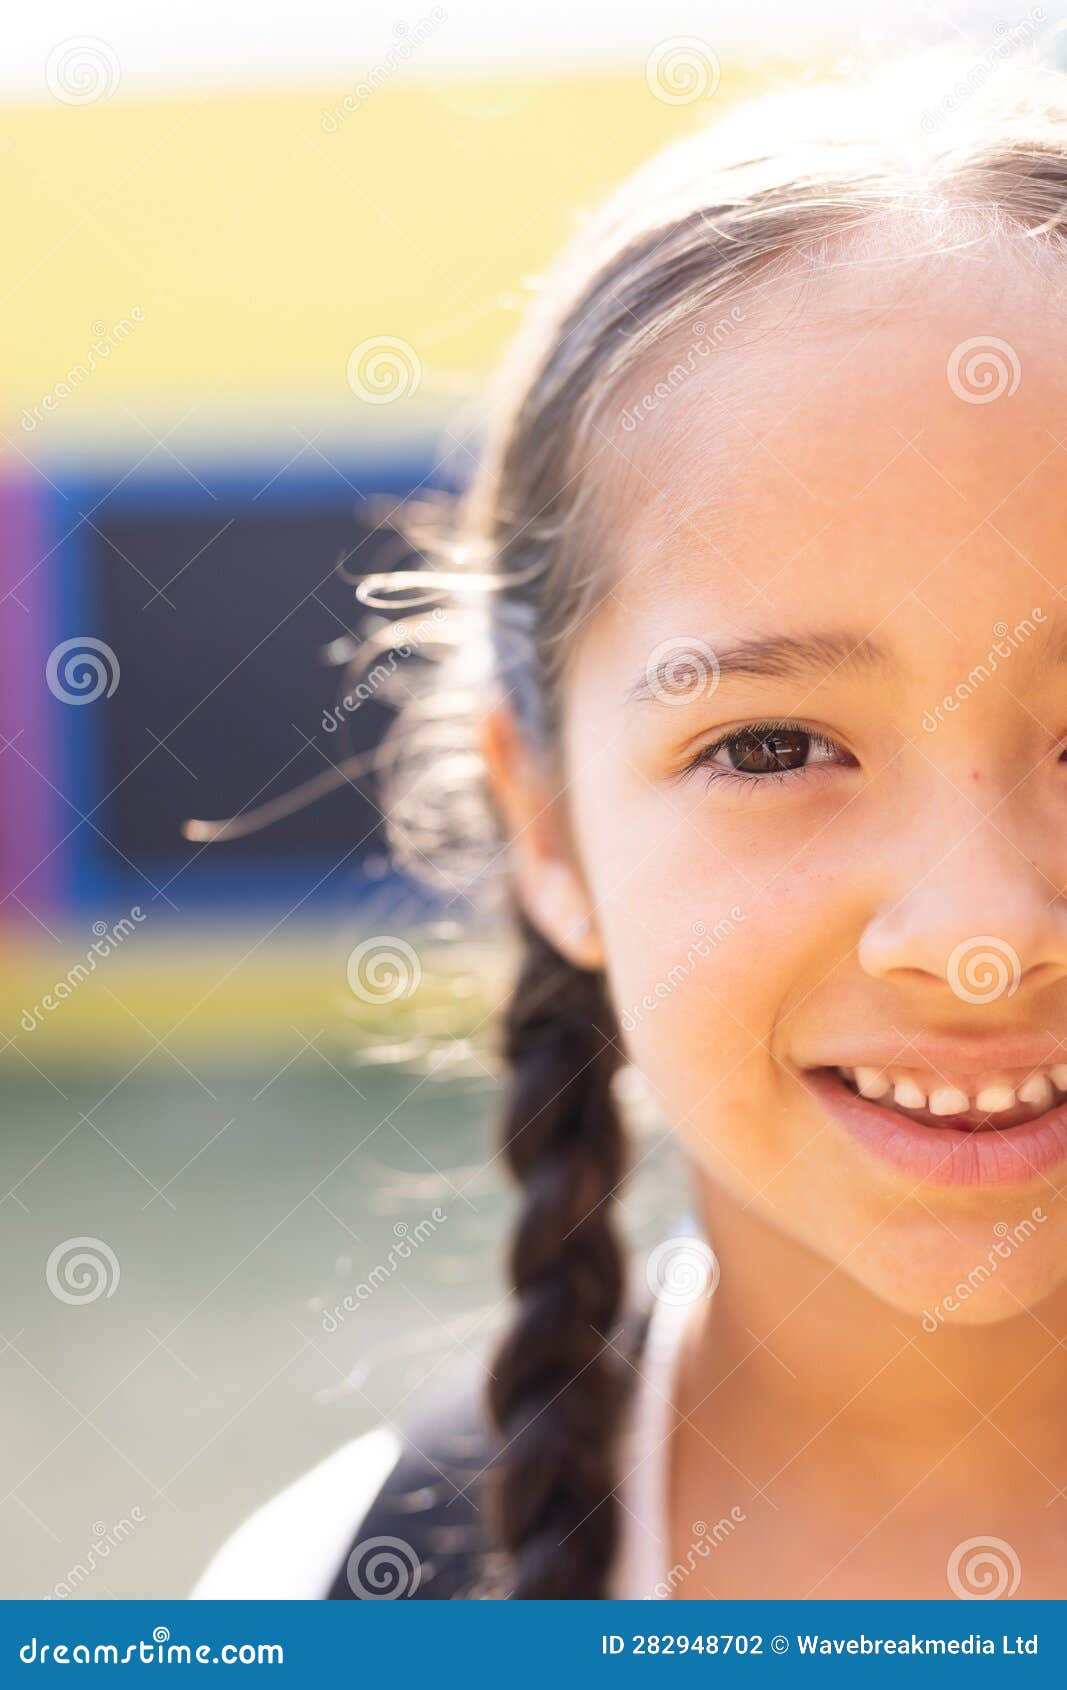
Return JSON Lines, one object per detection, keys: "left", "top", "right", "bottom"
{"left": 591, "top": 235, "right": 1067, "bottom": 646}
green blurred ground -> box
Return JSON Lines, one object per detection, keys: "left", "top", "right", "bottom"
{"left": 3, "top": 1052, "right": 681, "bottom": 1598}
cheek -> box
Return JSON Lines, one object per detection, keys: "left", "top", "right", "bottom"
{"left": 585, "top": 802, "right": 812, "bottom": 1034}
{"left": 570, "top": 770, "right": 826, "bottom": 1183}
{"left": 592, "top": 858, "right": 796, "bottom": 1191}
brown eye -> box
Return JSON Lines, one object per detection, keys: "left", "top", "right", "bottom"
{"left": 688, "top": 720, "right": 850, "bottom": 788}
{"left": 727, "top": 727, "right": 813, "bottom": 774}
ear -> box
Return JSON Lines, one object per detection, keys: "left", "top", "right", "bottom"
{"left": 480, "top": 700, "right": 604, "bottom": 971}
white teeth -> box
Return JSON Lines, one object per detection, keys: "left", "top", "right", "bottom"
{"left": 894, "top": 1077, "right": 927, "bottom": 1110}
{"left": 975, "top": 1084, "right": 1016, "bottom": 1113}
{"left": 1017, "top": 1073, "right": 1054, "bottom": 1110}
{"left": 855, "top": 1065, "right": 891, "bottom": 1099}
{"left": 929, "top": 1085, "right": 969, "bottom": 1117}
{"left": 839, "top": 1061, "right": 1067, "bottom": 1119}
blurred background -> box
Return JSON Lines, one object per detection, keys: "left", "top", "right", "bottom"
{"left": 0, "top": 0, "right": 1054, "bottom": 1600}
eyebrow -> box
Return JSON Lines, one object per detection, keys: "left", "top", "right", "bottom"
{"left": 627, "top": 628, "right": 895, "bottom": 705}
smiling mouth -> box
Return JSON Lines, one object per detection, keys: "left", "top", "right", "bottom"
{"left": 829, "top": 1063, "right": 1067, "bottom": 1132}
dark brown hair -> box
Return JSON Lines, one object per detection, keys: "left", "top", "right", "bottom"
{"left": 486, "top": 912, "right": 627, "bottom": 1597}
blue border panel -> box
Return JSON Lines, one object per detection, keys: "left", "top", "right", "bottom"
{"left": 0, "top": 1599, "right": 1060, "bottom": 1684}
{"left": 38, "top": 449, "right": 447, "bottom": 920}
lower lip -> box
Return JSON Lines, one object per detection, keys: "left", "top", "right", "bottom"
{"left": 803, "top": 1068, "right": 1067, "bottom": 1188}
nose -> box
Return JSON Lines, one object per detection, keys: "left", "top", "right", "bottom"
{"left": 858, "top": 816, "right": 1067, "bottom": 1006}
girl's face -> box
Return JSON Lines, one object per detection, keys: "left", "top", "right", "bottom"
{"left": 554, "top": 240, "right": 1067, "bottom": 1322}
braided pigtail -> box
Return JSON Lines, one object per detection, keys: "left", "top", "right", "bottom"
{"left": 487, "top": 912, "right": 630, "bottom": 1599}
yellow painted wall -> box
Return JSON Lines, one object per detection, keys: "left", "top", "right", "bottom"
{"left": 0, "top": 64, "right": 795, "bottom": 1059}
{"left": 0, "top": 67, "right": 777, "bottom": 449}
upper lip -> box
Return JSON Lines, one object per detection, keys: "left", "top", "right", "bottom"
{"left": 800, "top": 1032, "right": 1067, "bottom": 1087}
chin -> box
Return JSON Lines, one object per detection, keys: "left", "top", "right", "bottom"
{"left": 828, "top": 1214, "right": 1067, "bottom": 1331}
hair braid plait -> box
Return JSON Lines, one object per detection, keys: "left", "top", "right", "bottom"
{"left": 487, "top": 910, "right": 630, "bottom": 1599}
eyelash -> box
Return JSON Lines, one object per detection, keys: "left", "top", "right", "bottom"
{"left": 682, "top": 719, "right": 852, "bottom": 791}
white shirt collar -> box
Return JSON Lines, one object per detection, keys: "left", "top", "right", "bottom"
{"left": 611, "top": 1295, "right": 692, "bottom": 1599}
